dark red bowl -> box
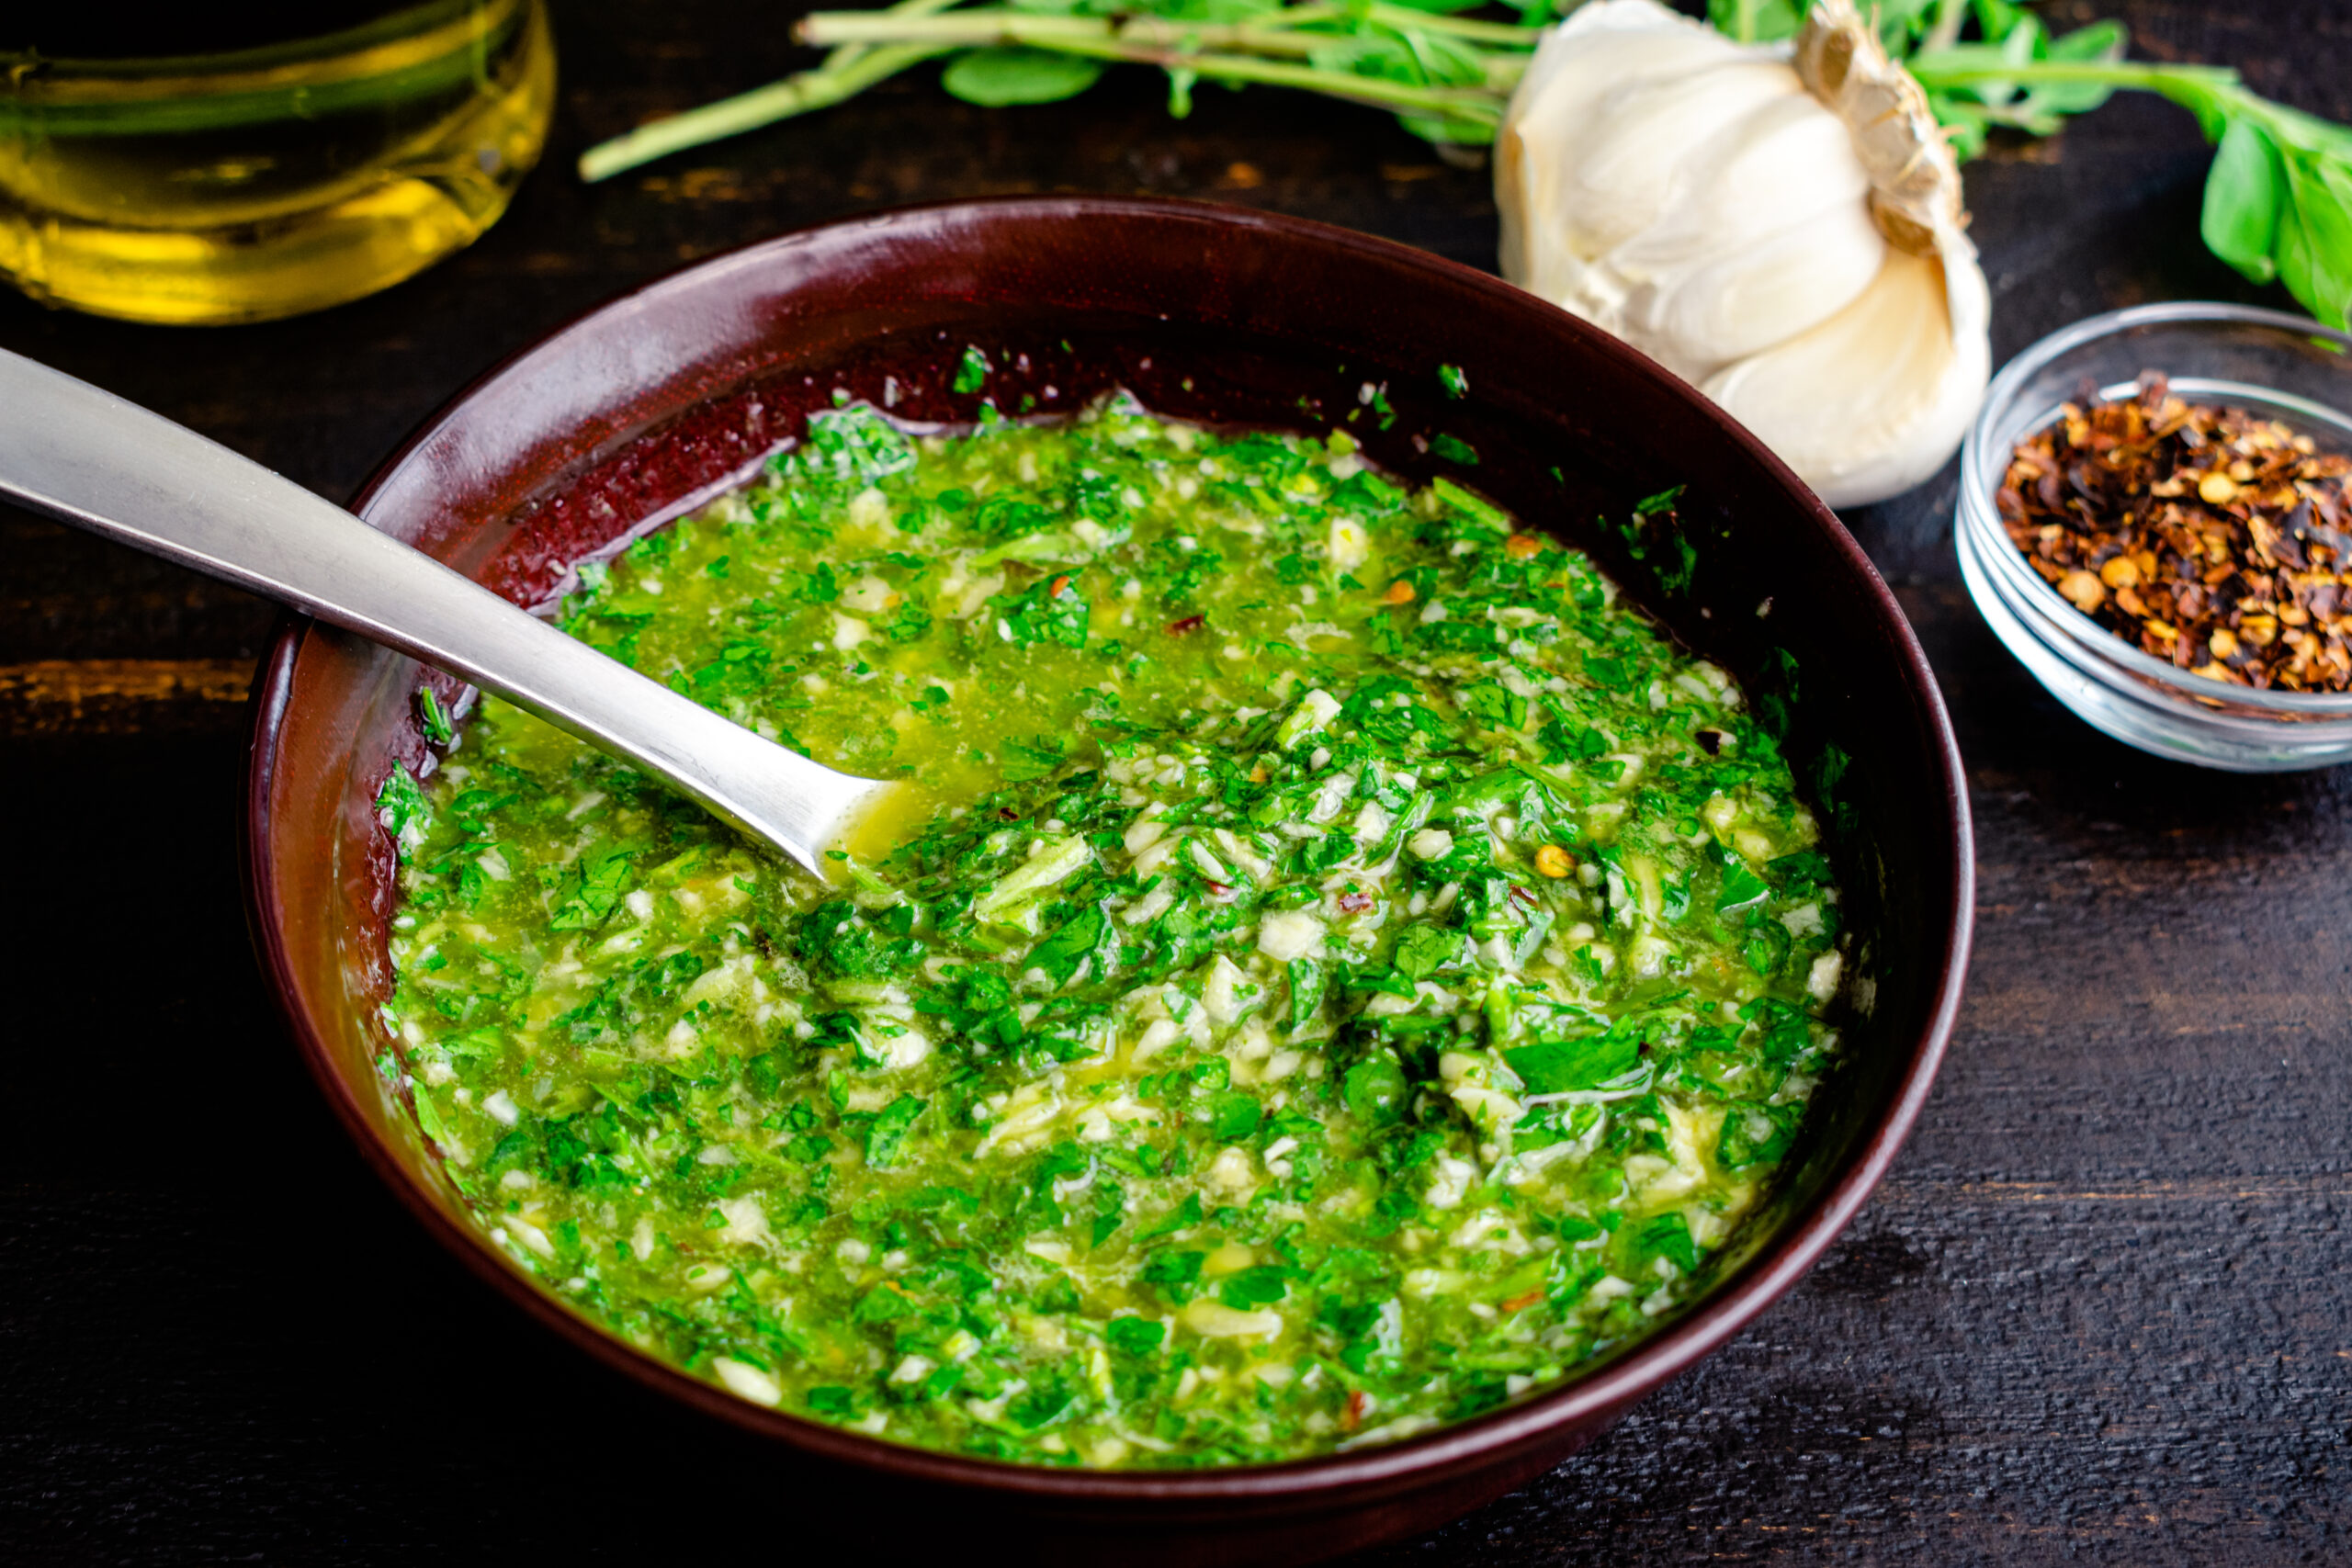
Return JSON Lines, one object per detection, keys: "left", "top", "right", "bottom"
{"left": 244, "top": 197, "right": 1971, "bottom": 1563}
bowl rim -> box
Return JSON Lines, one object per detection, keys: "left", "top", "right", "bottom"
{"left": 243, "top": 194, "right": 1974, "bottom": 1502}
{"left": 1958, "top": 299, "right": 2352, "bottom": 716}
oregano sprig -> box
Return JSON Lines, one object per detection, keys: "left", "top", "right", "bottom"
{"left": 1907, "top": 53, "right": 2352, "bottom": 327}
{"left": 578, "top": 0, "right": 2352, "bottom": 328}
{"left": 1714, "top": 0, "right": 2352, "bottom": 329}
{"left": 578, "top": 0, "right": 1540, "bottom": 184}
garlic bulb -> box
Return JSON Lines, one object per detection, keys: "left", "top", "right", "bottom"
{"left": 1496, "top": 0, "right": 1989, "bottom": 509}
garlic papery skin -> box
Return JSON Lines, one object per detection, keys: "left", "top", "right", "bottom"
{"left": 1496, "top": 0, "right": 1990, "bottom": 509}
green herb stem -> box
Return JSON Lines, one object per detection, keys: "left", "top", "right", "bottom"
{"left": 1907, "top": 56, "right": 2232, "bottom": 99}
{"left": 576, "top": 0, "right": 1541, "bottom": 179}
{"left": 1013, "top": 38, "right": 1509, "bottom": 122}
{"left": 579, "top": 0, "right": 971, "bottom": 182}
{"left": 579, "top": 41, "right": 958, "bottom": 181}
{"left": 1358, "top": 6, "right": 1545, "bottom": 46}
{"left": 798, "top": 12, "right": 1323, "bottom": 60}
{"left": 1911, "top": 52, "right": 2352, "bottom": 324}
{"left": 800, "top": 4, "right": 1540, "bottom": 51}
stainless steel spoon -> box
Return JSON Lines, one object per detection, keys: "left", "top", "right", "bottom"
{"left": 0, "top": 348, "right": 896, "bottom": 877}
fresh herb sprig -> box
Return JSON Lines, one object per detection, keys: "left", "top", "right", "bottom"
{"left": 581, "top": 0, "right": 2352, "bottom": 328}
{"left": 1716, "top": 0, "right": 2352, "bottom": 328}
{"left": 577, "top": 0, "right": 1540, "bottom": 183}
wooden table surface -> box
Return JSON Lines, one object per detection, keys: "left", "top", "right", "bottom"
{"left": 6, "top": 3, "right": 2348, "bottom": 1562}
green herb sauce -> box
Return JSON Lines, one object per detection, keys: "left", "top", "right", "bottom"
{"left": 381, "top": 393, "right": 1846, "bottom": 1467}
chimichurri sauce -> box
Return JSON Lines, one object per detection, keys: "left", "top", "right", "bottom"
{"left": 379, "top": 392, "right": 1848, "bottom": 1468}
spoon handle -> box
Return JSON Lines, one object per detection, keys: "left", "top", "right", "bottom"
{"left": 0, "top": 348, "right": 888, "bottom": 876}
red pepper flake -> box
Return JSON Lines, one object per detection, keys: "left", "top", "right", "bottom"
{"left": 1048, "top": 574, "right": 1073, "bottom": 598}
{"left": 1500, "top": 1289, "right": 1544, "bottom": 1313}
{"left": 998, "top": 807, "right": 1021, "bottom": 821}
{"left": 1204, "top": 881, "right": 1235, "bottom": 900}
{"left": 1998, "top": 370, "right": 2352, "bottom": 690}
{"left": 1381, "top": 580, "right": 1417, "bottom": 605}
{"left": 1340, "top": 1390, "right": 1367, "bottom": 1431}
{"left": 1336, "top": 891, "right": 1374, "bottom": 914}
{"left": 1508, "top": 884, "right": 1541, "bottom": 909}
{"left": 1167, "top": 614, "right": 1205, "bottom": 636}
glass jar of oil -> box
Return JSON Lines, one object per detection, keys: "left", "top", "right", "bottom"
{"left": 0, "top": 0, "right": 554, "bottom": 325}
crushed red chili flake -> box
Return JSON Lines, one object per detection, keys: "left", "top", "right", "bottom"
{"left": 1998, "top": 371, "right": 2352, "bottom": 691}
{"left": 1165, "top": 614, "right": 1205, "bottom": 636}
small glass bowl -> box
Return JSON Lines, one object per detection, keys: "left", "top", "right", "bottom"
{"left": 1956, "top": 301, "right": 2352, "bottom": 771}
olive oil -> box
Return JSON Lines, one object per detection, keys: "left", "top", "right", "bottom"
{"left": 0, "top": 0, "right": 553, "bottom": 325}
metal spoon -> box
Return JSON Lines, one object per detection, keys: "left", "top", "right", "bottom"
{"left": 0, "top": 348, "right": 896, "bottom": 877}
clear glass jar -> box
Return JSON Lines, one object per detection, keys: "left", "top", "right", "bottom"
{"left": 1956, "top": 301, "right": 2352, "bottom": 772}
{"left": 0, "top": 0, "right": 553, "bottom": 326}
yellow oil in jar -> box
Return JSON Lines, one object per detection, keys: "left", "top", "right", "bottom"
{"left": 0, "top": 0, "right": 553, "bottom": 325}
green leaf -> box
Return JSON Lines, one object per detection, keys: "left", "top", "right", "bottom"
{"left": 1141, "top": 1249, "right": 1204, "bottom": 1287}
{"left": 1106, "top": 1315, "right": 1166, "bottom": 1356}
{"left": 1139, "top": 1192, "right": 1203, "bottom": 1241}
{"left": 375, "top": 762, "right": 431, "bottom": 858}
{"left": 2032, "top": 19, "right": 2128, "bottom": 115}
{"left": 1461, "top": 680, "right": 1529, "bottom": 731}
{"left": 941, "top": 47, "right": 1107, "bottom": 107}
{"left": 1218, "top": 1265, "right": 1289, "bottom": 1309}
{"left": 1210, "top": 1091, "right": 1263, "bottom": 1143}
{"left": 415, "top": 687, "right": 454, "bottom": 745}
{"left": 549, "top": 846, "right": 637, "bottom": 931}
{"left": 808, "top": 1385, "right": 862, "bottom": 1417}
{"left": 1391, "top": 922, "right": 1462, "bottom": 981}
{"left": 1631, "top": 1211, "right": 1699, "bottom": 1273}
{"left": 412, "top": 1085, "right": 452, "bottom": 1148}
{"left": 1008, "top": 1374, "right": 1081, "bottom": 1429}
{"left": 1032, "top": 904, "right": 1108, "bottom": 986}
{"left": 2203, "top": 116, "right": 2284, "bottom": 284}
{"left": 1707, "top": 0, "right": 1802, "bottom": 42}
{"left": 865, "top": 1094, "right": 926, "bottom": 1168}
{"left": 803, "top": 403, "right": 918, "bottom": 482}
{"left": 951, "top": 345, "right": 990, "bottom": 395}
{"left": 1717, "top": 857, "right": 1770, "bottom": 915}
{"left": 1504, "top": 1025, "right": 1642, "bottom": 1094}
{"left": 1343, "top": 1053, "right": 1408, "bottom": 1126}
{"left": 2278, "top": 151, "right": 2352, "bottom": 328}
{"left": 988, "top": 569, "right": 1091, "bottom": 649}
{"left": 1286, "top": 957, "right": 1327, "bottom": 1028}
{"left": 854, "top": 1284, "right": 918, "bottom": 1323}
{"left": 1717, "top": 1102, "right": 1800, "bottom": 1168}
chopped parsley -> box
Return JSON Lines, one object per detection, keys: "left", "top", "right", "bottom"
{"left": 383, "top": 393, "right": 1846, "bottom": 1471}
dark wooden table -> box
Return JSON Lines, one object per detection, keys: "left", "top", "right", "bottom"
{"left": 6, "top": 3, "right": 2348, "bottom": 1562}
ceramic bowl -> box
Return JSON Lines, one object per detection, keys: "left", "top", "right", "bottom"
{"left": 243, "top": 197, "right": 1972, "bottom": 1564}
